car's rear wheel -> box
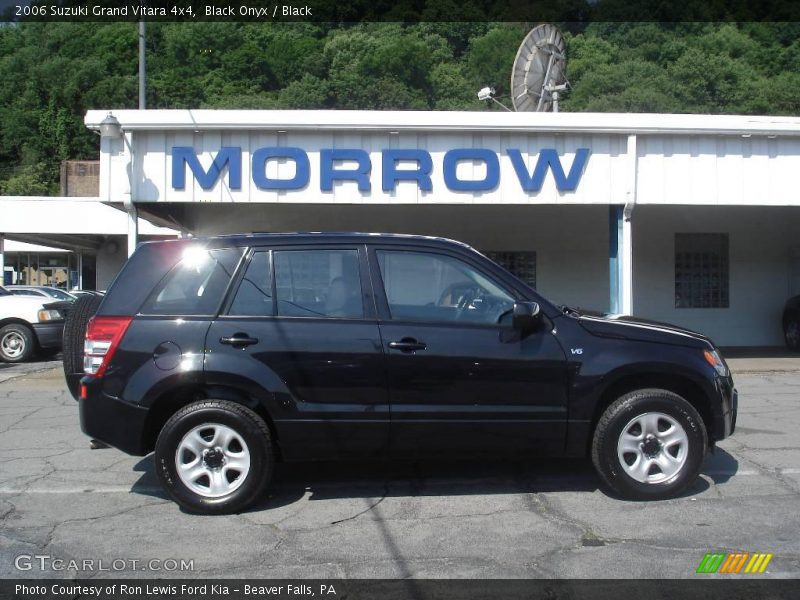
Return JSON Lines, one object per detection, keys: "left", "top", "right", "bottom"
{"left": 785, "top": 316, "right": 800, "bottom": 351}
{"left": 0, "top": 323, "right": 35, "bottom": 363}
{"left": 591, "top": 389, "right": 707, "bottom": 500}
{"left": 62, "top": 293, "right": 103, "bottom": 400}
{"left": 154, "top": 400, "right": 274, "bottom": 514}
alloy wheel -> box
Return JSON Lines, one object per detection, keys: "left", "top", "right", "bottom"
{"left": 616, "top": 411, "right": 689, "bottom": 484}
{"left": 175, "top": 423, "right": 251, "bottom": 498}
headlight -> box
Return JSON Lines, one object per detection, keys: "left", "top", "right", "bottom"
{"left": 37, "top": 309, "right": 63, "bottom": 322}
{"left": 703, "top": 348, "right": 728, "bottom": 377}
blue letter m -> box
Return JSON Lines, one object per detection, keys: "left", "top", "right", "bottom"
{"left": 172, "top": 147, "right": 242, "bottom": 190}
{"left": 508, "top": 148, "right": 590, "bottom": 192}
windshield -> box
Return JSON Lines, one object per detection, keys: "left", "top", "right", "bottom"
{"left": 47, "top": 288, "right": 77, "bottom": 301}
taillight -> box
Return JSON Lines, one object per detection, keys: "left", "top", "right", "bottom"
{"left": 83, "top": 316, "right": 133, "bottom": 377}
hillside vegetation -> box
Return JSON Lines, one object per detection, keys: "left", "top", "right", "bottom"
{"left": 1, "top": 22, "right": 798, "bottom": 194}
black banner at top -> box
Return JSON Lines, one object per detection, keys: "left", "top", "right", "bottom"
{"left": 2, "top": 0, "right": 800, "bottom": 23}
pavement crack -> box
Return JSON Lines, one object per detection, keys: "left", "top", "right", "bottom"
{"left": 330, "top": 481, "right": 389, "bottom": 525}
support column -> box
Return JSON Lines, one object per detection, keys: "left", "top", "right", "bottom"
{"left": 608, "top": 206, "right": 634, "bottom": 315}
{"left": 77, "top": 253, "right": 83, "bottom": 290}
{"left": 621, "top": 204, "right": 633, "bottom": 315}
{"left": 126, "top": 204, "right": 139, "bottom": 258}
{"left": 609, "top": 206, "right": 622, "bottom": 314}
{"left": 123, "top": 131, "right": 138, "bottom": 258}
{"left": 610, "top": 134, "right": 637, "bottom": 315}
{"left": 0, "top": 234, "right": 5, "bottom": 286}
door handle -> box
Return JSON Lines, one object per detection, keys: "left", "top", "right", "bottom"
{"left": 388, "top": 339, "right": 427, "bottom": 353}
{"left": 220, "top": 333, "right": 259, "bottom": 347}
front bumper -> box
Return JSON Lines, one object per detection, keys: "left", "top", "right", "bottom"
{"left": 713, "top": 374, "right": 737, "bottom": 441}
{"left": 32, "top": 322, "right": 64, "bottom": 349}
{"left": 79, "top": 377, "right": 149, "bottom": 456}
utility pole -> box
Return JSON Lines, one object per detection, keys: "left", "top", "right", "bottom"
{"left": 138, "top": 21, "right": 146, "bottom": 109}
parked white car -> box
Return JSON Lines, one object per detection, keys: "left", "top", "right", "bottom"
{"left": 0, "top": 285, "right": 68, "bottom": 362}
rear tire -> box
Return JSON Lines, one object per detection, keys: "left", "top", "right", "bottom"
{"left": 591, "top": 389, "right": 707, "bottom": 500}
{"left": 0, "top": 323, "right": 35, "bottom": 363}
{"left": 154, "top": 400, "right": 274, "bottom": 515}
{"left": 62, "top": 293, "right": 103, "bottom": 400}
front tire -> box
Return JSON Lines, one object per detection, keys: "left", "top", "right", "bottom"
{"left": 0, "top": 323, "right": 35, "bottom": 363}
{"left": 591, "top": 389, "right": 707, "bottom": 500}
{"left": 155, "top": 400, "right": 274, "bottom": 514}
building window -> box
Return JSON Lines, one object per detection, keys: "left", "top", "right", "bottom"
{"left": 483, "top": 251, "right": 537, "bottom": 288}
{"left": 675, "top": 233, "right": 729, "bottom": 308}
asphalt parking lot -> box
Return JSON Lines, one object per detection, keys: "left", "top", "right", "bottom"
{"left": 0, "top": 360, "right": 798, "bottom": 579}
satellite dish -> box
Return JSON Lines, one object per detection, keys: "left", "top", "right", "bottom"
{"left": 510, "top": 24, "right": 568, "bottom": 112}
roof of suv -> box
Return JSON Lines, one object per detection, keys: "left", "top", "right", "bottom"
{"left": 149, "top": 232, "right": 475, "bottom": 251}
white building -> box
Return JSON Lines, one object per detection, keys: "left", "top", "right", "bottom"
{"left": 0, "top": 197, "right": 178, "bottom": 290}
{"left": 67, "top": 109, "right": 800, "bottom": 346}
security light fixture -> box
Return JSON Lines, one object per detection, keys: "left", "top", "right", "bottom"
{"left": 477, "top": 87, "right": 513, "bottom": 112}
{"left": 99, "top": 112, "right": 122, "bottom": 139}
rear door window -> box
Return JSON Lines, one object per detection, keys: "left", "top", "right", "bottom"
{"left": 274, "top": 249, "right": 363, "bottom": 318}
{"left": 140, "top": 247, "right": 242, "bottom": 316}
{"left": 228, "top": 251, "right": 273, "bottom": 316}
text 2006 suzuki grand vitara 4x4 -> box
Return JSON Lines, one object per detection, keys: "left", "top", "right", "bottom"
{"left": 79, "top": 233, "right": 737, "bottom": 514}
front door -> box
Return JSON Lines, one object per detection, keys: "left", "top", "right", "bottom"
{"left": 205, "top": 246, "right": 389, "bottom": 460}
{"left": 370, "top": 247, "right": 569, "bottom": 458}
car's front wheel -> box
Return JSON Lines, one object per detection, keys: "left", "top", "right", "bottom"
{"left": 0, "top": 323, "right": 35, "bottom": 363}
{"left": 154, "top": 400, "right": 274, "bottom": 514}
{"left": 591, "top": 389, "right": 707, "bottom": 500}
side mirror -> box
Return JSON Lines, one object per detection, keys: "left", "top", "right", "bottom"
{"left": 512, "top": 301, "right": 541, "bottom": 331}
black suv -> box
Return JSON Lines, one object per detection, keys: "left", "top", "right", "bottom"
{"left": 79, "top": 233, "right": 737, "bottom": 514}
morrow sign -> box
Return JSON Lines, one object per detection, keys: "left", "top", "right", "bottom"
{"left": 172, "top": 147, "right": 591, "bottom": 193}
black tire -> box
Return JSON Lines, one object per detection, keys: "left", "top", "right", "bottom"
{"left": 591, "top": 389, "right": 707, "bottom": 500}
{"left": 0, "top": 323, "right": 36, "bottom": 363}
{"left": 62, "top": 293, "right": 103, "bottom": 400}
{"left": 154, "top": 400, "right": 274, "bottom": 515}
{"left": 785, "top": 316, "right": 800, "bottom": 351}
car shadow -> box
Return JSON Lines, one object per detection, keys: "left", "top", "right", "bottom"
{"left": 131, "top": 455, "right": 601, "bottom": 509}
{"left": 0, "top": 354, "right": 61, "bottom": 370}
{"left": 700, "top": 446, "right": 739, "bottom": 484}
{"left": 130, "top": 449, "right": 739, "bottom": 511}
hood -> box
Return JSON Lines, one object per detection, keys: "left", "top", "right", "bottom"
{"left": 0, "top": 294, "right": 50, "bottom": 309}
{"left": 44, "top": 300, "right": 73, "bottom": 316}
{"left": 576, "top": 311, "right": 713, "bottom": 349}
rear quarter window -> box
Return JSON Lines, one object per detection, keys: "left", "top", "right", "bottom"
{"left": 139, "top": 247, "right": 243, "bottom": 316}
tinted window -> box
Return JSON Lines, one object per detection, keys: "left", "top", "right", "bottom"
{"left": 274, "top": 250, "right": 363, "bottom": 318}
{"left": 377, "top": 250, "right": 514, "bottom": 324}
{"left": 228, "top": 251, "right": 272, "bottom": 316}
{"left": 140, "top": 247, "right": 242, "bottom": 315}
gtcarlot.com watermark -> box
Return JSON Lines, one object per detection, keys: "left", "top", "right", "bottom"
{"left": 14, "top": 554, "right": 194, "bottom": 573}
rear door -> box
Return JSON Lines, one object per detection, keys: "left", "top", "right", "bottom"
{"left": 205, "top": 245, "right": 389, "bottom": 460}
{"left": 369, "top": 245, "right": 569, "bottom": 458}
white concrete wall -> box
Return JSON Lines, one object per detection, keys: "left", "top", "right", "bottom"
{"left": 633, "top": 206, "right": 800, "bottom": 347}
{"left": 95, "top": 236, "right": 128, "bottom": 291}
{"left": 188, "top": 203, "right": 612, "bottom": 313}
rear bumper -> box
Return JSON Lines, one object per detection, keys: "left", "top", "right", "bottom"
{"left": 79, "top": 377, "right": 149, "bottom": 456}
{"left": 32, "top": 322, "right": 64, "bottom": 349}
